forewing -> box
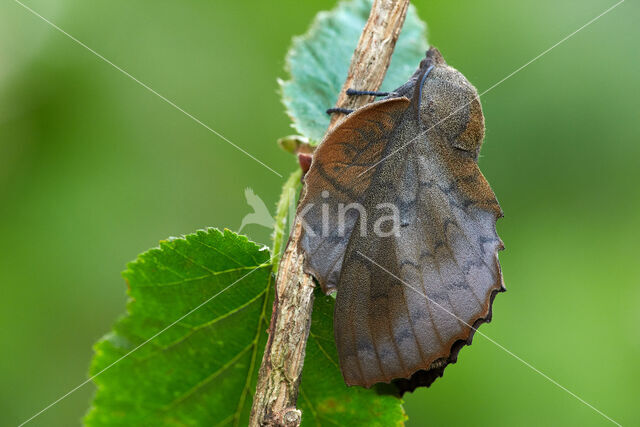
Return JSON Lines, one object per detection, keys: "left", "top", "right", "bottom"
{"left": 298, "top": 97, "right": 410, "bottom": 293}
{"left": 335, "top": 130, "right": 504, "bottom": 389}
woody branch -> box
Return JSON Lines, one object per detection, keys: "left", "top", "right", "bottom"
{"left": 249, "top": 1, "right": 410, "bottom": 425}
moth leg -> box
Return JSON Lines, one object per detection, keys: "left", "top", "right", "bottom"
{"left": 326, "top": 107, "right": 354, "bottom": 115}
{"left": 346, "top": 89, "right": 390, "bottom": 97}
{"left": 327, "top": 90, "right": 390, "bottom": 116}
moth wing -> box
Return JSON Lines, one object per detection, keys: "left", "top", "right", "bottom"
{"left": 335, "top": 133, "right": 504, "bottom": 390}
{"left": 298, "top": 97, "right": 410, "bottom": 293}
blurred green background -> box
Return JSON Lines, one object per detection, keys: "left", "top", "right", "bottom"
{"left": 1, "top": 0, "right": 638, "bottom": 425}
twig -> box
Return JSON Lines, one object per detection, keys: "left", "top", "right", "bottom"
{"left": 329, "top": 0, "right": 410, "bottom": 129}
{"left": 249, "top": 1, "right": 410, "bottom": 425}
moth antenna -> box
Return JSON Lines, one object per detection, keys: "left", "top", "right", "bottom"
{"left": 415, "top": 64, "right": 435, "bottom": 113}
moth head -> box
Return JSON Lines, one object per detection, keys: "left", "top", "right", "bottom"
{"left": 418, "top": 49, "right": 485, "bottom": 157}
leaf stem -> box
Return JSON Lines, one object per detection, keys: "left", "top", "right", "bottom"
{"left": 270, "top": 169, "right": 302, "bottom": 274}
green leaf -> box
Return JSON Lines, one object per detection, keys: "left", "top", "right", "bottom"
{"left": 299, "top": 290, "right": 406, "bottom": 426}
{"left": 279, "top": 0, "right": 428, "bottom": 142}
{"left": 86, "top": 229, "right": 273, "bottom": 426}
{"left": 86, "top": 228, "right": 404, "bottom": 426}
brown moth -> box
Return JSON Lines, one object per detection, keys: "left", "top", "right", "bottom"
{"left": 297, "top": 48, "right": 504, "bottom": 392}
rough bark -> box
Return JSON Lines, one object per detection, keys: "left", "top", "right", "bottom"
{"left": 249, "top": 1, "right": 410, "bottom": 425}
{"left": 329, "top": 0, "right": 410, "bottom": 129}
{"left": 249, "top": 221, "right": 314, "bottom": 427}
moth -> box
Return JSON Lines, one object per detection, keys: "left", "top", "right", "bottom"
{"left": 297, "top": 48, "right": 504, "bottom": 392}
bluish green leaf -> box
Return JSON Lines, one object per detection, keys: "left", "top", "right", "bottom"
{"left": 279, "top": 0, "right": 428, "bottom": 142}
